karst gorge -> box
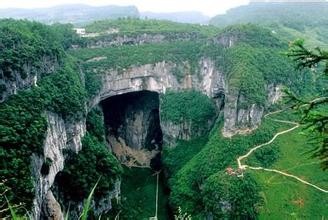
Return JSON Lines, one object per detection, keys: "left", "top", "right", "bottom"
{"left": 0, "top": 1, "right": 328, "bottom": 219}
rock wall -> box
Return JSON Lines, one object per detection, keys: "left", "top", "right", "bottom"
{"left": 86, "top": 34, "right": 166, "bottom": 48}
{"left": 54, "top": 179, "right": 121, "bottom": 219}
{"left": 29, "top": 55, "right": 284, "bottom": 218}
{"left": 222, "top": 90, "right": 264, "bottom": 137}
{"left": 93, "top": 58, "right": 224, "bottom": 146}
{"left": 267, "top": 83, "right": 283, "bottom": 105}
{"left": 83, "top": 32, "right": 203, "bottom": 49}
{"left": 161, "top": 119, "right": 215, "bottom": 146}
{"left": 0, "top": 55, "right": 59, "bottom": 103}
{"left": 222, "top": 83, "right": 283, "bottom": 137}
{"left": 31, "top": 112, "right": 86, "bottom": 219}
{"left": 102, "top": 91, "right": 162, "bottom": 151}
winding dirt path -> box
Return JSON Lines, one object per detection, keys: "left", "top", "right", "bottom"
{"left": 236, "top": 111, "right": 328, "bottom": 193}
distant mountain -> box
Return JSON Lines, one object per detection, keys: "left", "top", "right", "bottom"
{"left": 209, "top": 1, "right": 328, "bottom": 46}
{"left": 0, "top": 4, "right": 139, "bottom": 24}
{"left": 140, "top": 11, "right": 210, "bottom": 24}
{"left": 210, "top": 1, "right": 328, "bottom": 28}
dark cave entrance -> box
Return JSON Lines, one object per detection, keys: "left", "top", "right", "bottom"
{"left": 101, "top": 91, "right": 163, "bottom": 170}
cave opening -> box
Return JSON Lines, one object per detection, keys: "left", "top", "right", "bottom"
{"left": 101, "top": 90, "right": 163, "bottom": 170}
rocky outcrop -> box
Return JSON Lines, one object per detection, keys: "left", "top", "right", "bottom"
{"left": 94, "top": 58, "right": 224, "bottom": 146}
{"left": 222, "top": 83, "right": 283, "bottom": 137}
{"left": 161, "top": 119, "right": 215, "bottom": 146}
{"left": 86, "top": 34, "right": 166, "bottom": 48}
{"left": 56, "top": 179, "right": 121, "bottom": 219}
{"left": 0, "top": 55, "right": 59, "bottom": 103}
{"left": 102, "top": 91, "right": 162, "bottom": 150}
{"left": 41, "top": 191, "right": 64, "bottom": 220}
{"left": 31, "top": 112, "right": 86, "bottom": 219}
{"left": 214, "top": 34, "right": 238, "bottom": 48}
{"left": 223, "top": 91, "right": 264, "bottom": 137}
{"left": 84, "top": 32, "right": 203, "bottom": 49}
{"left": 267, "top": 83, "right": 283, "bottom": 105}
{"left": 93, "top": 58, "right": 224, "bottom": 103}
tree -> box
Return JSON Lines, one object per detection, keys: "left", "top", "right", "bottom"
{"left": 201, "top": 172, "right": 262, "bottom": 219}
{"left": 287, "top": 39, "right": 328, "bottom": 169}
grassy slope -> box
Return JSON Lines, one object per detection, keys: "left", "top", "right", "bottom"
{"left": 272, "top": 25, "right": 328, "bottom": 49}
{"left": 246, "top": 121, "right": 328, "bottom": 219}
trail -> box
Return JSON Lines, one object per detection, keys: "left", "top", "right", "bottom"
{"left": 236, "top": 111, "right": 328, "bottom": 194}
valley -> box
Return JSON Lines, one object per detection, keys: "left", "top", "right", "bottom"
{"left": 0, "top": 1, "right": 327, "bottom": 219}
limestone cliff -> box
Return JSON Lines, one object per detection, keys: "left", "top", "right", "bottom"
{"left": 83, "top": 32, "right": 204, "bottom": 48}
{"left": 91, "top": 58, "right": 223, "bottom": 146}
{"left": 0, "top": 55, "right": 59, "bottom": 103}
{"left": 31, "top": 112, "right": 86, "bottom": 219}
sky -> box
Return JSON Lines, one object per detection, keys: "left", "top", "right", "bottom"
{"left": 0, "top": 0, "right": 250, "bottom": 16}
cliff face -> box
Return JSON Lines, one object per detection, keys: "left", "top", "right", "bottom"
{"left": 17, "top": 53, "right": 283, "bottom": 219}
{"left": 0, "top": 55, "right": 59, "bottom": 103}
{"left": 92, "top": 58, "right": 223, "bottom": 147}
{"left": 102, "top": 91, "right": 162, "bottom": 151}
{"left": 83, "top": 32, "right": 204, "bottom": 48}
{"left": 31, "top": 112, "right": 86, "bottom": 219}
{"left": 222, "top": 83, "right": 283, "bottom": 137}
{"left": 223, "top": 92, "right": 264, "bottom": 137}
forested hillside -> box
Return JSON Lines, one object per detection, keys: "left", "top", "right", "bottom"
{"left": 0, "top": 10, "right": 327, "bottom": 220}
{"left": 210, "top": 1, "right": 328, "bottom": 47}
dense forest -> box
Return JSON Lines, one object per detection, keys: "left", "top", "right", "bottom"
{"left": 0, "top": 2, "right": 327, "bottom": 219}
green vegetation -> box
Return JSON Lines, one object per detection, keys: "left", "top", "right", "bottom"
{"left": 249, "top": 127, "right": 328, "bottom": 219}
{"left": 219, "top": 25, "right": 304, "bottom": 106}
{"left": 50, "top": 23, "right": 84, "bottom": 49}
{"left": 163, "top": 137, "right": 209, "bottom": 177}
{"left": 86, "top": 108, "right": 105, "bottom": 141}
{"left": 80, "top": 179, "right": 99, "bottom": 220}
{"left": 287, "top": 39, "right": 328, "bottom": 169}
{"left": 55, "top": 108, "right": 122, "bottom": 202}
{"left": 119, "top": 168, "right": 168, "bottom": 220}
{"left": 210, "top": 2, "right": 328, "bottom": 32}
{"left": 0, "top": 19, "right": 86, "bottom": 216}
{"left": 0, "top": 59, "right": 86, "bottom": 214}
{"left": 210, "top": 2, "right": 328, "bottom": 47}
{"left": 56, "top": 133, "right": 122, "bottom": 201}
{"left": 160, "top": 90, "right": 217, "bottom": 130}
{"left": 85, "top": 18, "right": 219, "bottom": 37}
{"left": 71, "top": 41, "right": 207, "bottom": 73}
{"left": 1, "top": 13, "right": 326, "bottom": 219}
{"left": 166, "top": 116, "right": 289, "bottom": 218}
{"left": 202, "top": 172, "right": 261, "bottom": 219}
{"left": 73, "top": 24, "right": 302, "bottom": 108}
{"left": 0, "top": 19, "right": 64, "bottom": 80}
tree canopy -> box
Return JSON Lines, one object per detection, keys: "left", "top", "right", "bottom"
{"left": 287, "top": 39, "right": 328, "bottom": 169}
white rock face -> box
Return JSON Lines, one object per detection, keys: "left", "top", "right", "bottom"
{"left": 0, "top": 55, "right": 58, "bottom": 103}
{"left": 31, "top": 112, "right": 86, "bottom": 220}
{"left": 41, "top": 191, "right": 64, "bottom": 220}
{"left": 222, "top": 92, "right": 264, "bottom": 138}
{"left": 267, "top": 83, "right": 283, "bottom": 105}
{"left": 93, "top": 59, "right": 223, "bottom": 146}
{"left": 87, "top": 34, "right": 166, "bottom": 48}
{"left": 95, "top": 59, "right": 222, "bottom": 103}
